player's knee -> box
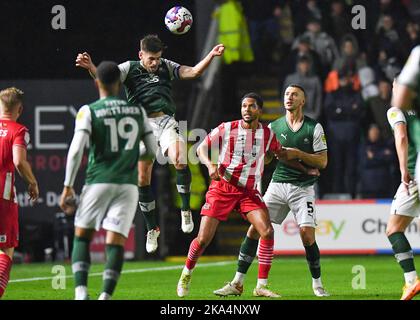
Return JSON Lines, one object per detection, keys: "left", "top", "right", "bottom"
{"left": 174, "top": 162, "right": 187, "bottom": 170}
{"left": 259, "top": 225, "right": 274, "bottom": 240}
{"left": 196, "top": 236, "right": 210, "bottom": 249}
{"left": 385, "top": 226, "right": 400, "bottom": 237}
{"left": 138, "top": 172, "right": 151, "bottom": 186}
{"left": 300, "top": 229, "right": 315, "bottom": 246}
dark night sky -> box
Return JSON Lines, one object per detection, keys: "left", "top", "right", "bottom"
{"left": 0, "top": 0, "right": 197, "bottom": 79}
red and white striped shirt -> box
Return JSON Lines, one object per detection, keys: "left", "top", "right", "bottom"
{"left": 204, "top": 120, "right": 280, "bottom": 190}
{"left": 0, "top": 120, "right": 29, "bottom": 203}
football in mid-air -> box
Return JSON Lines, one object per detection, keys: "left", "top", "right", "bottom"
{"left": 164, "top": 6, "right": 193, "bottom": 35}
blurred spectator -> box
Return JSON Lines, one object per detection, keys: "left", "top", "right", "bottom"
{"left": 240, "top": 0, "right": 282, "bottom": 68}
{"left": 290, "top": 0, "right": 323, "bottom": 36}
{"left": 328, "top": 0, "right": 353, "bottom": 44}
{"left": 324, "top": 63, "right": 361, "bottom": 94}
{"left": 358, "top": 124, "right": 394, "bottom": 198}
{"left": 402, "top": 21, "right": 420, "bottom": 54}
{"left": 374, "top": 47, "right": 402, "bottom": 82}
{"left": 333, "top": 34, "right": 365, "bottom": 74}
{"left": 272, "top": 1, "right": 295, "bottom": 63}
{"left": 324, "top": 70, "right": 365, "bottom": 197}
{"left": 292, "top": 19, "right": 339, "bottom": 79}
{"left": 375, "top": 14, "right": 404, "bottom": 59}
{"left": 373, "top": 0, "right": 410, "bottom": 32}
{"left": 285, "top": 36, "right": 322, "bottom": 77}
{"left": 282, "top": 55, "right": 322, "bottom": 120}
{"left": 365, "top": 79, "right": 393, "bottom": 140}
{"left": 358, "top": 66, "right": 380, "bottom": 101}
{"left": 404, "top": 0, "right": 420, "bottom": 23}
{"left": 215, "top": 0, "right": 254, "bottom": 65}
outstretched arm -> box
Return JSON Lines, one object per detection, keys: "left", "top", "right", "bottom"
{"left": 178, "top": 44, "right": 224, "bottom": 80}
{"left": 75, "top": 52, "right": 97, "bottom": 79}
{"left": 13, "top": 146, "right": 39, "bottom": 202}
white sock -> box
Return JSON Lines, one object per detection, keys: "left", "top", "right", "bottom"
{"left": 257, "top": 278, "right": 268, "bottom": 288}
{"left": 312, "top": 277, "right": 323, "bottom": 289}
{"left": 182, "top": 266, "right": 192, "bottom": 275}
{"left": 232, "top": 272, "right": 245, "bottom": 285}
{"left": 404, "top": 271, "right": 417, "bottom": 286}
{"left": 75, "top": 285, "right": 88, "bottom": 300}
{"left": 98, "top": 292, "right": 111, "bottom": 300}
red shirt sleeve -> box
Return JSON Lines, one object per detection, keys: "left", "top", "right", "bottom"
{"left": 13, "top": 126, "right": 29, "bottom": 149}
{"left": 267, "top": 129, "right": 281, "bottom": 152}
{"left": 205, "top": 122, "right": 225, "bottom": 148}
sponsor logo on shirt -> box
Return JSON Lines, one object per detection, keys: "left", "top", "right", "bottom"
{"left": 146, "top": 74, "right": 159, "bottom": 84}
{"left": 0, "top": 235, "right": 7, "bottom": 243}
{"left": 280, "top": 133, "right": 287, "bottom": 140}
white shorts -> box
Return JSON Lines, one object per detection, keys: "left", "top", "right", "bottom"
{"left": 263, "top": 182, "right": 317, "bottom": 228}
{"left": 390, "top": 180, "right": 420, "bottom": 218}
{"left": 75, "top": 183, "right": 138, "bottom": 238}
{"left": 148, "top": 114, "right": 185, "bottom": 156}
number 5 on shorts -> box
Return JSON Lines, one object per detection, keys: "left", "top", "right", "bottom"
{"left": 307, "top": 202, "right": 314, "bottom": 213}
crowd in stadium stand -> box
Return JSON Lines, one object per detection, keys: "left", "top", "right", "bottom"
{"left": 232, "top": 0, "right": 420, "bottom": 199}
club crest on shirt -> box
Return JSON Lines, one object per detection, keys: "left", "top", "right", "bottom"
{"left": 0, "top": 235, "right": 6, "bottom": 243}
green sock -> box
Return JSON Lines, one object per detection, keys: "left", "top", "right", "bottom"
{"left": 388, "top": 232, "right": 416, "bottom": 273}
{"left": 176, "top": 167, "right": 191, "bottom": 211}
{"left": 304, "top": 242, "right": 321, "bottom": 279}
{"left": 102, "top": 244, "right": 124, "bottom": 296}
{"left": 237, "top": 236, "right": 258, "bottom": 274}
{"left": 71, "top": 236, "right": 91, "bottom": 287}
{"left": 138, "top": 185, "right": 158, "bottom": 231}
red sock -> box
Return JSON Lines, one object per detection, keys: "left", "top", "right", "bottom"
{"left": 257, "top": 239, "right": 274, "bottom": 279}
{"left": 0, "top": 254, "right": 12, "bottom": 298}
{"left": 185, "top": 238, "right": 204, "bottom": 270}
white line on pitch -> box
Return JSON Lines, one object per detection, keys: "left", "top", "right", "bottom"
{"left": 9, "top": 261, "right": 237, "bottom": 283}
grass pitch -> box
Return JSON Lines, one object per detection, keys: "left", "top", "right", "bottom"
{"left": 3, "top": 255, "right": 418, "bottom": 300}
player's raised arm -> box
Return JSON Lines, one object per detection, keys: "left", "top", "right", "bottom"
{"left": 178, "top": 44, "right": 224, "bottom": 80}
{"left": 12, "top": 145, "right": 39, "bottom": 201}
{"left": 76, "top": 52, "right": 97, "bottom": 79}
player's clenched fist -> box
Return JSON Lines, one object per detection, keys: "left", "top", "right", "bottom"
{"left": 75, "top": 52, "right": 93, "bottom": 69}
{"left": 59, "top": 186, "right": 77, "bottom": 215}
{"left": 27, "top": 182, "right": 39, "bottom": 202}
{"left": 211, "top": 44, "right": 225, "bottom": 57}
{"left": 208, "top": 164, "right": 220, "bottom": 181}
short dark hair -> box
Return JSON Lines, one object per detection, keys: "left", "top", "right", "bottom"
{"left": 140, "top": 34, "right": 166, "bottom": 53}
{"left": 96, "top": 61, "right": 121, "bottom": 85}
{"left": 241, "top": 92, "right": 263, "bottom": 108}
{"left": 285, "top": 84, "right": 306, "bottom": 97}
